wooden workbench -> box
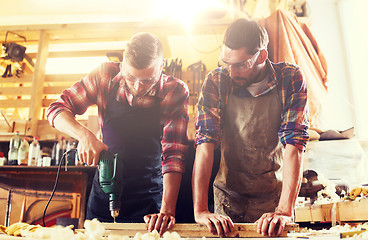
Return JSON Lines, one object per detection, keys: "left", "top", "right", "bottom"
{"left": 0, "top": 233, "right": 343, "bottom": 240}
{"left": 0, "top": 166, "right": 96, "bottom": 228}
{"left": 0, "top": 222, "right": 348, "bottom": 240}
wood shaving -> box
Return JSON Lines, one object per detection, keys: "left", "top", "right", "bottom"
{"left": 0, "top": 219, "right": 183, "bottom": 240}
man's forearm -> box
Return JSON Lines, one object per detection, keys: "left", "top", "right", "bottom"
{"left": 277, "top": 144, "right": 303, "bottom": 216}
{"left": 53, "top": 111, "right": 94, "bottom": 141}
{"left": 161, "top": 172, "right": 182, "bottom": 216}
{"left": 192, "top": 143, "right": 215, "bottom": 214}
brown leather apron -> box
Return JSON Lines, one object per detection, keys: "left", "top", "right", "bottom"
{"left": 214, "top": 87, "right": 284, "bottom": 222}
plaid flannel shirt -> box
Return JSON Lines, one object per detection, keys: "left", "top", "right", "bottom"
{"left": 47, "top": 62, "right": 189, "bottom": 174}
{"left": 195, "top": 60, "right": 309, "bottom": 151}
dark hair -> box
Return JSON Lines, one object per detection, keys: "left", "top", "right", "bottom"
{"left": 125, "top": 32, "right": 163, "bottom": 69}
{"left": 223, "top": 18, "right": 269, "bottom": 54}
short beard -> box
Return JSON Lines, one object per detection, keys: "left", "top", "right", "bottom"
{"left": 232, "top": 77, "right": 252, "bottom": 88}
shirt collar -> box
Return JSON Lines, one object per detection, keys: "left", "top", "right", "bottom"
{"left": 230, "top": 59, "right": 278, "bottom": 97}
{"left": 254, "top": 59, "right": 278, "bottom": 97}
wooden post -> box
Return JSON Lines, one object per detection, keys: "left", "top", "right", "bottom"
{"left": 27, "top": 30, "right": 49, "bottom": 137}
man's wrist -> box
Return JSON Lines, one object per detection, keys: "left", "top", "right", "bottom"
{"left": 77, "top": 127, "right": 96, "bottom": 141}
{"left": 159, "top": 208, "right": 175, "bottom": 217}
{"left": 194, "top": 207, "right": 210, "bottom": 215}
{"left": 160, "top": 201, "right": 176, "bottom": 216}
{"left": 275, "top": 206, "right": 292, "bottom": 216}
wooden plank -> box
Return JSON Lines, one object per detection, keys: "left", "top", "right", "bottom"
{"left": 43, "top": 86, "right": 67, "bottom": 95}
{"left": 0, "top": 99, "right": 56, "bottom": 108}
{"left": 337, "top": 199, "right": 368, "bottom": 221}
{"left": 0, "top": 87, "right": 32, "bottom": 95}
{"left": 295, "top": 198, "right": 368, "bottom": 223}
{"left": 101, "top": 223, "right": 299, "bottom": 238}
{"left": 0, "top": 75, "right": 33, "bottom": 83}
{"left": 0, "top": 71, "right": 191, "bottom": 85}
{"left": 27, "top": 50, "right": 123, "bottom": 58}
{"left": 0, "top": 86, "right": 71, "bottom": 96}
{"left": 295, "top": 203, "right": 333, "bottom": 223}
{"left": 0, "top": 74, "right": 84, "bottom": 83}
{"left": 28, "top": 30, "right": 50, "bottom": 136}
{"left": 45, "top": 74, "right": 85, "bottom": 82}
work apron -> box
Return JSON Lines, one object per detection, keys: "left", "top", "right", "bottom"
{"left": 86, "top": 83, "right": 163, "bottom": 222}
{"left": 214, "top": 87, "right": 284, "bottom": 223}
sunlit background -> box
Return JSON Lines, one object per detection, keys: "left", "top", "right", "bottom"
{"left": 0, "top": 0, "right": 367, "bottom": 140}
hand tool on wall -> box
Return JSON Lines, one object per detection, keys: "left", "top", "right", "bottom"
{"left": 187, "top": 61, "right": 206, "bottom": 117}
{"left": 2, "top": 64, "right": 12, "bottom": 78}
{"left": 164, "top": 58, "right": 182, "bottom": 79}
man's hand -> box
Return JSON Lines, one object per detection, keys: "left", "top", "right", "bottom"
{"left": 256, "top": 212, "right": 291, "bottom": 237}
{"left": 144, "top": 213, "right": 175, "bottom": 235}
{"left": 77, "top": 131, "right": 108, "bottom": 166}
{"left": 52, "top": 111, "right": 108, "bottom": 166}
{"left": 194, "top": 211, "right": 234, "bottom": 237}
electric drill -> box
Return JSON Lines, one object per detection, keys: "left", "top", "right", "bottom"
{"left": 98, "top": 150, "right": 123, "bottom": 221}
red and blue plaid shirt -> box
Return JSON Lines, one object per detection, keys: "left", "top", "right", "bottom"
{"left": 195, "top": 60, "right": 309, "bottom": 151}
{"left": 47, "top": 62, "right": 189, "bottom": 174}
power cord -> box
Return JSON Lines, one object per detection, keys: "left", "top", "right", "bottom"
{"left": 42, "top": 149, "right": 78, "bottom": 227}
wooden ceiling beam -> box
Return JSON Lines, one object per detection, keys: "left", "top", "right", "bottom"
{"left": 0, "top": 20, "right": 229, "bottom": 43}
{"left": 27, "top": 49, "right": 124, "bottom": 58}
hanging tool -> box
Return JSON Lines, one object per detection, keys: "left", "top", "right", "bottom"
{"left": 187, "top": 61, "right": 206, "bottom": 116}
{"left": 98, "top": 150, "right": 123, "bottom": 222}
{"left": 164, "top": 58, "right": 183, "bottom": 79}
{"left": 2, "top": 64, "right": 12, "bottom": 78}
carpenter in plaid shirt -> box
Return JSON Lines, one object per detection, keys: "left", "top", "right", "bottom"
{"left": 192, "top": 18, "right": 309, "bottom": 238}
{"left": 47, "top": 32, "right": 189, "bottom": 233}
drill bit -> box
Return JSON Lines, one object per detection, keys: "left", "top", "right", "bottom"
{"left": 111, "top": 210, "right": 119, "bottom": 223}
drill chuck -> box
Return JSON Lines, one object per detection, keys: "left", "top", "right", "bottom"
{"left": 109, "top": 195, "right": 121, "bottom": 218}
{"left": 111, "top": 210, "right": 119, "bottom": 219}
{"left": 110, "top": 203, "right": 119, "bottom": 218}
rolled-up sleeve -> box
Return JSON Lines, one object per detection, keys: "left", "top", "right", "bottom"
{"left": 278, "top": 67, "right": 310, "bottom": 151}
{"left": 46, "top": 62, "right": 119, "bottom": 127}
{"left": 46, "top": 80, "right": 95, "bottom": 127}
{"left": 161, "top": 79, "right": 190, "bottom": 174}
{"left": 195, "top": 70, "right": 224, "bottom": 148}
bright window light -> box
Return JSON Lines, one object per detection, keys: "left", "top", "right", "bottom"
{"left": 153, "top": 0, "right": 227, "bottom": 27}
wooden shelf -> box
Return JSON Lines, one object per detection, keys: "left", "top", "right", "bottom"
{"left": 0, "top": 133, "right": 32, "bottom": 142}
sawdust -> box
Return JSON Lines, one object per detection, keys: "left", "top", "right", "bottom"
{"left": 299, "top": 223, "right": 368, "bottom": 239}
{"left": 14, "top": 219, "right": 183, "bottom": 240}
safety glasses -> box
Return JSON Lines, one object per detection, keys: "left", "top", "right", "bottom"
{"left": 219, "top": 50, "right": 261, "bottom": 72}
{"left": 122, "top": 61, "right": 163, "bottom": 85}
